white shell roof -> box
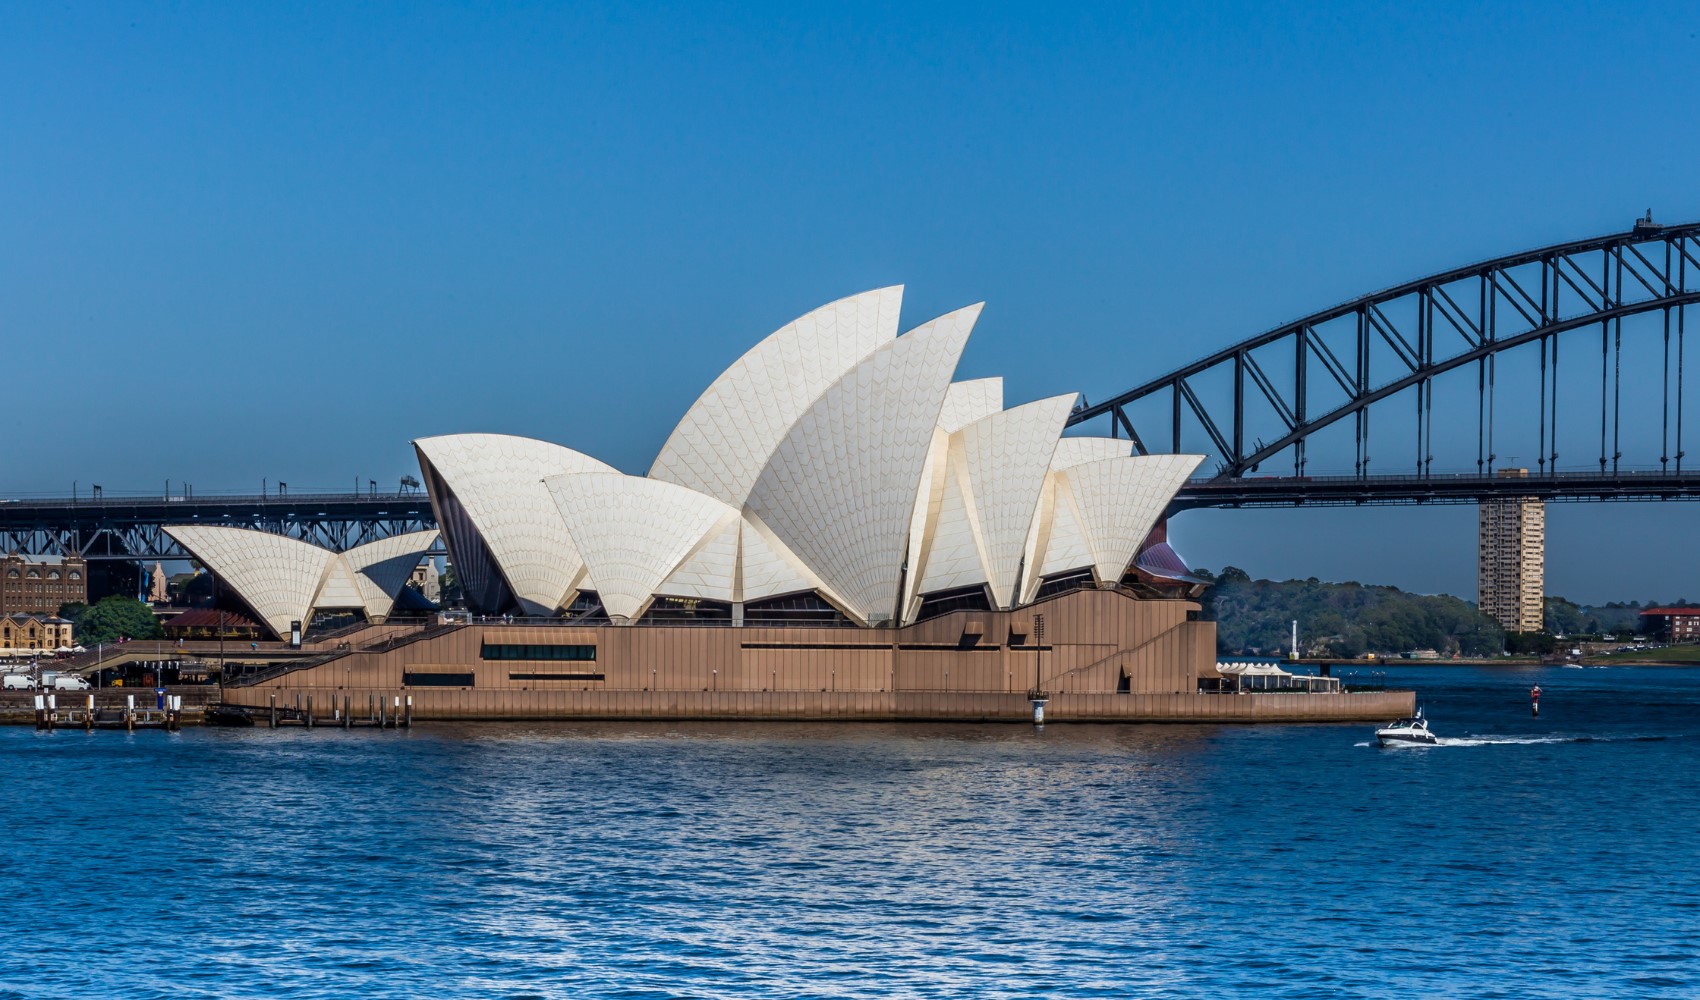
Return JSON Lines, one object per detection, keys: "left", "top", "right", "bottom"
{"left": 746, "top": 305, "right": 978, "bottom": 623}
{"left": 657, "top": 516, "right": 741, "bottom": 602}
{"left": 343, "top": 530, "right": 441, "bottom": 618}
{"left": 1016, "top": 437, "right": 1135, "bottom": 601}
{"left": 738, "top": 513, "right": 832, "bottom": 603}
{"left": 936, "top": 377, "right": 1004, "bottom": 433}
{"left": 1063, "top": 454, "right": 1203, "bottom": 585}
{"left": 1032, "top": 473, "right": 1095, "bottom": 582}
{"left": 314, "top": 560, "right": 365, "bottom": 610}
{"left": 163, "top": 525, "right": 334, "bottom": 638}
{"left": 165, "top": 526, "right": 442, "bottom": 636}
{"left": 956, "top": 394, "right": 1076, "bottom": 607}
{"left": 649, "top": 286, "right": 904, "bottom": 508}
{"left": 1051, "top": 436, "right": 1134, "bottom": 469}
{"left": 545, "top": 472, "right": 740, "bottom": 622}
{"left": 415, "top": 434, "right": 614, "bottom": 615}
{"left": 899, "top": 379, "right": 1006, "bottom": 614}
{"left": 652, "top": 513, "right": 829, "bottom": 605}
{"left": 912, "top": 436, "right": 987, "bottom": 599}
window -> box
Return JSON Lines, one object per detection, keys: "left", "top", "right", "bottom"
{"left": 47, "top": 571, "right": 60, "bottom": 580}
{"left": 913, "top": 585, "right": 992, "bottom": 622}
{"left": 68, "top": 571, "right": 80, "bottom": 580}
{"left": 508, "top": 671, "right": 605, "bottom": 682}
{"left": 404, "top": 672, "right": 475, "bottom": 687}
{"left": 481, "top": 643, "right": 596, "bottom": 661}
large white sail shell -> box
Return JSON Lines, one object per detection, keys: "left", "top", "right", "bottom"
{"left": 415, "top": 434, "right": 614, "bottom": 615}
{"left": 1063, "top": 454, "right": 1204, "bottom": 586}
{"left": 746, "top": 306, "right": 977, "bottom": 623}
{"left": 649, "top": 287, "right": 904, "bottom": 508}
{"left": 546, "top": 473, "right": 739, "bottom": 622}
{"left": 163, "top": 525, "right": 334, "bottom": 639}
{"left": 956, "top": 394, "right": 1076, "bottom": 607}
{"left": 1049, "top": 437, "right": 1134, "bottom": 470}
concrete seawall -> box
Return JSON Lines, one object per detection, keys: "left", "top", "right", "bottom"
{"left": 223, "top": 687, "right": 1414, "bottom": 723}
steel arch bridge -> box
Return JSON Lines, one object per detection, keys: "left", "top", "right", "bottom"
{"left": 1068, "top": 216, "right": 1700, "bottom": 509}
{"left": 0, "top": 493, "right": 437, "bottom": 563}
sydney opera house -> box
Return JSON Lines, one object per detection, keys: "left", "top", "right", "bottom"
{"left": 194, "top": 288, "right": 1408, "bottom": 722}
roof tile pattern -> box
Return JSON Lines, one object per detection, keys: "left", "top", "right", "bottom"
{"left": 164, "top": 526, "right": 439, "bottom": 637}
{"left": 1063, "top": 455, "right": 1203, "bottom": 585}
{"left": 546, "top": 473, "right": 740, "bottom": 622}
{"left": 1050, "top": 436, "right": 1134, "bottom": 470}
{"left": 913, "top": 439, "right": 987, "bottom": 598}
{"left": 738, "top": 515, "right": 830, "bottom": 603}
{"left": 314, "top": 560, "right": 365, "bottom": 610}
{"left": 162, "top": 526, "right": 335, "bottom": 638}
{"left": 900, "top": 379, "right": 1005, "bottom": 612}
{"left": 747, "top": 306, "right": 978, "bottom": 623}
{"left": 657, "top": 516, "right": 741, "bottom": 602}
{"left": 936, "top": 377, "right": 1004, "bottom": 433}
{"left": 344, "top": 530, "right": 441, "bottom": 618}
{"left": 1032, "top": 474, "right": 1095, "bottom": 584}
{"left": 415, "top": 434, "right": 614, "bottom": 615}
{"left": 956, "top": 394, "right": 1076, "bottom": 607}
{"left": 650, "top": 287, "right": 904, "bottom": 508}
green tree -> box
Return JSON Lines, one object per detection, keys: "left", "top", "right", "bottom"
{"left": 77, "top": 595, "right": 164, "bottom": 645}
{"left": 1202, "top": 570, "right": 1504, "bottom": 657}
{"left": 56, "top": 601, "right": 89, "bottom": 627}
{"left": 1505, "top": 631, "right": 1556, "bottom": 655}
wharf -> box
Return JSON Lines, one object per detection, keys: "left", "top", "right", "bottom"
{"left": 0, "top": 688, "right": 216, "bottom": 727}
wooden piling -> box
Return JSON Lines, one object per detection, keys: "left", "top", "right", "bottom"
{"left": 306, "top": 695, "right": 314, "bottom": 729}
{"left": 343, "top": 695, "right": 351, "bottom": 730}
{"left": 269, "top": 694, "right": 278, "bottom": 729}
{"left": 404, "top": 695, "right": 413, "bottom": 728}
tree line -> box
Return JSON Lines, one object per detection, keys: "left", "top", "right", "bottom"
{"left": 1197, "top": 568, "right": 1504, "bottom": 657}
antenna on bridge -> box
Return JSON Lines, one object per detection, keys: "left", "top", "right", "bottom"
{"left": 1635, "top": 209, "right": 1661, "bottom": 234}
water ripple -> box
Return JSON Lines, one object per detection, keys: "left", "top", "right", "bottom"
{"left": 2, "top": 667, "right": 1698, "bottom": 997}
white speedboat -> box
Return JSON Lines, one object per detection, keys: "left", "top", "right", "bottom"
{"left": 1375, "top": 709, "right": 1437, "bottom": 746}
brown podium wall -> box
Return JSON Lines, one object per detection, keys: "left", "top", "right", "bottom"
{"left": 224, "top": 588, "right": 1414, "bottom": 723}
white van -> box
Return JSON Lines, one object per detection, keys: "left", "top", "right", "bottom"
{"left": 46, "top": 673, "right": 90, "bottom": 692}
{"left": 2, "top": 674, "right": 32, "bottom": 690}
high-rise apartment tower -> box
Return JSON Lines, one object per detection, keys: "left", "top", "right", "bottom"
{"left": 1477, "top": 469, "right": 1545, "bottom": 633}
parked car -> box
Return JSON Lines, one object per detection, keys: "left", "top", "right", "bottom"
{"left": 2, "top": 674, "right": 33, "bottom": 690}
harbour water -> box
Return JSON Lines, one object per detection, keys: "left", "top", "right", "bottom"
{"left": 4, "top": 665, "right": 1698, "bottom": 998}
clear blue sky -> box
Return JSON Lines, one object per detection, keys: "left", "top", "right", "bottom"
{"left": 3, "top": 1, "right": 1697, "bottom": 604}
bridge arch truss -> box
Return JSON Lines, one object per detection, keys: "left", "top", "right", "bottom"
{"left": 1069, "top": 220, "right": 1700, "bottom": 488}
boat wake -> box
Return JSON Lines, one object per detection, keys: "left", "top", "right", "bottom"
{"left": 1357, "top": 734, "right": 1673, "bottom": 748}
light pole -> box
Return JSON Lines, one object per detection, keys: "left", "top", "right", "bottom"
{"left": 1032, "top": 614, "right": 1045, "bottom": 694}
{"left": 1030, "top": 613, "right": 1048, "bottom": 726}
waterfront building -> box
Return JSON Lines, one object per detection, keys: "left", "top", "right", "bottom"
{"left": 0, "top": 612, "right": 74, "bottom": 654}
{"left": 161, "top": 526, "right": 440, "bottom": 639}
{"left": 1638, "top": 607, "right": 1700, "bottom": 644}
{"left": 161, "top": 608, "right": 268, "bottom": 642}
{"left": 0, "top": 553, "right": 87, "bottom": 616}
{"left": 196, "top": 287, "right": 1410, "bottom": 722}
{"left": 409, "top": 561, "right": 441, "bottom": 603}
{"left": 1478, "top": 469, "right": 1545, "bottom": 633}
